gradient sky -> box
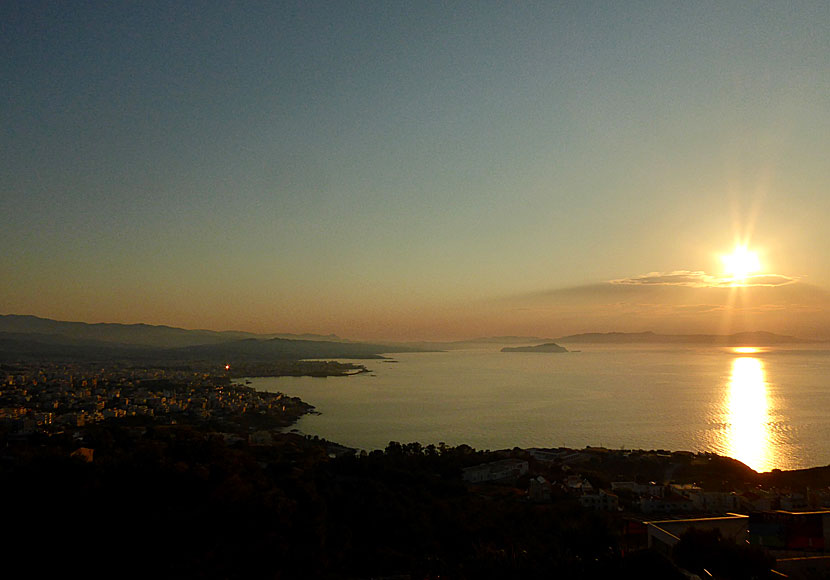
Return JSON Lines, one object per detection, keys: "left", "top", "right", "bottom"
{"left": 3, "top": 2, "right": 829, "bottom": 340}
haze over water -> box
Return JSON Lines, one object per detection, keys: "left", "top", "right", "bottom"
{"left": 254, "top": 346, "right": 830, "bottom": 472}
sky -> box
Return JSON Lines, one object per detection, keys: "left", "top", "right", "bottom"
{"left": 2, "top": 1, "right": 829, "bottom": 341}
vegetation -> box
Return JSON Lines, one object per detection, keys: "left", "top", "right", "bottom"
{"left": 2, "top": 427, "right": 686, "bottom": 579}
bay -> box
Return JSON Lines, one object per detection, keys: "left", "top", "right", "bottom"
{"left": 249, "top": 345, "right": 830, "bottom": 471}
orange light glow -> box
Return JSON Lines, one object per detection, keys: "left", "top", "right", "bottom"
{"left": 723, "top": 356, "right": 773, "bottom": 472}
{"left": 225, "top": 364, "right": 230, "bottom": 371}
{"left": 721, "top": 245, "right": 761, "bottom": 281}
{"left": 733, "top": 347, "right": 761, "bottom": 354}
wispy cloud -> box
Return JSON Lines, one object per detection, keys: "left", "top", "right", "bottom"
{"left": 610, "top": 270, "right": 797, "bottom": 288}
{"left": 740, "top": 275, "right": 799, "bottom": 287}
{"left": 671, "top": 304, "right": 725, "bottom": 313}
{"left": 609, "top": 271, "right": 716, "bottom": 287}
{"left": 500, "top": 273, "right": 830, "bottom": 338}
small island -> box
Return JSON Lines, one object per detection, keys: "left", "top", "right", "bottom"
{"left": 501, "top": 342, "right": 568, "bottom": 353}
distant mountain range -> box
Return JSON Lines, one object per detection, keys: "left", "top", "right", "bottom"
{"left": 396, "top": 336, "right": 559, "bottom": 350}
{"left": 395, "top": 331, "right": 819, "bottom": 351}
{"left": 458, "top": 336, "right": 559, "bottom": 345}
{"left": 1, "top": 314, "right": 820, "bottom": 364}
{"left": 551, "top": 331, "right": 818, "bottom": 345}
{"left": 0, "top": 314, "right": 415, "bottom": 363}
{"left": 0, "top": 314, "right": 344, "bottom": 348}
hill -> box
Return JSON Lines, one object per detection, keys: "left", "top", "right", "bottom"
{"left": 170, "top": 337, "right": 419, "bottom": 361}
{"left": 0, "top": 314, "right": 344, "bottom": 348}
{"left": 0, "top": 315, "right": 419, "bottom": 363}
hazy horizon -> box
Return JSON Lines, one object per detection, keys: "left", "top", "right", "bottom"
{"left": 3, "top": 2, "right": 828, "bottom": 342}
{"left": 3, "top": 311, "right": 829, "bottom": 345}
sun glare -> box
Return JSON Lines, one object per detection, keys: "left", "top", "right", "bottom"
{"left": 733, "top": 346, "right": 761, "bottom": 354}
{"left": 721, "top": 245, "right": 761, "bottom": 281}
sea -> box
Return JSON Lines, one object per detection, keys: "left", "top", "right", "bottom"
{"left": 248, "top": 345, "right": 830, "bottom": 472}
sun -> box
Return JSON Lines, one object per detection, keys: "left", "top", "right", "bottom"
{"left": 721, "top": 245, "right": 761, "bottom": 280}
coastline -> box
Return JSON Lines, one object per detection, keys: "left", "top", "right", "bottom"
{"left": 246, "top": 347, "right": 830, "bottom": 471}
{"left": 229, "top": 359, "right": 370, "bottom": 379}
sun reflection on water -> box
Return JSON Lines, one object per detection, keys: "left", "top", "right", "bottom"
{"left": 723, "top": 356, "right": 774, "bottom": 472}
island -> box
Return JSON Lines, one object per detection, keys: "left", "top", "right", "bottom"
{"left": 5, "top": 356, "right": 830, "bottom": 579}
{"left": 501, "top": 342, "right": 568, "bottom": 353}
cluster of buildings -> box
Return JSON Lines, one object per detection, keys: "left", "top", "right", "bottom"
{"left": 461, "top": 449, "right": 830, "bottom": 575}
{"left": 462, "top": 448, "right": 830, "bottom": 515}
{"left": 0, "top": 362, "right": 310, "bottom": 435}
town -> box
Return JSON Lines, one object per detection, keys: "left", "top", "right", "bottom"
{"left": 0, "top": 361, "right": 315, "bottom": 435}
{"left": 3, "top": 360, "right": 830, "bottom": 579}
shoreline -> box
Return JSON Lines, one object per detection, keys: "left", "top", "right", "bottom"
{"left": 229, "top": 359, "right": 370, "bottom": 379}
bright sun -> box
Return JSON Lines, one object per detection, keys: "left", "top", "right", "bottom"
{"left": 721, "top": 245, "right": 761, "bottom": 280}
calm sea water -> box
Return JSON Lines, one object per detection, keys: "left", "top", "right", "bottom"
{"left": 249, "top": 346, "right": 830, "bottom": 472}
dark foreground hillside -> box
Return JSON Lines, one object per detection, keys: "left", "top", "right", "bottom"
{"left": 2, "top": 426, "right": 681, "bottom": 580}
{"left": 1, "top": 424, "right": 792, "bottom": 579}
